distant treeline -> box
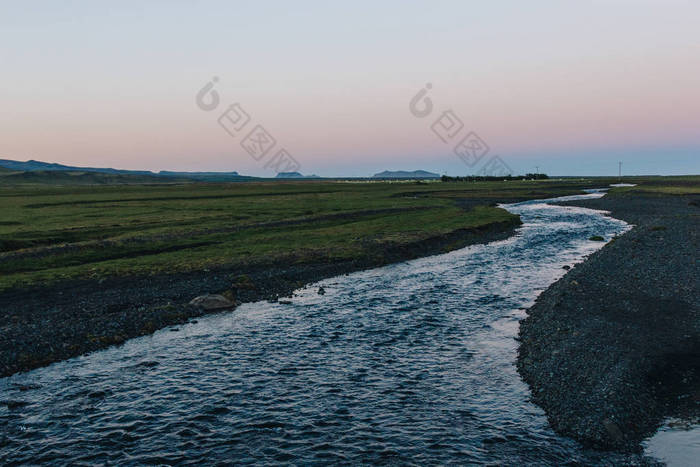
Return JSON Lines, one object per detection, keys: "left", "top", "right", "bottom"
{"left": 441, "top": 173, "right": 549, "bottom": 182}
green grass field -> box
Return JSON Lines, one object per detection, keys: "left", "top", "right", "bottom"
{"left": 1, "top": 176, "right": 695, "bottom": 291}
{"left": 608, "top": 175, "right": 700, "bottom": 195}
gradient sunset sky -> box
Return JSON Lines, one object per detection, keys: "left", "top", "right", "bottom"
{"left": 1, "top": 1, "right": 698, "bottom": 176}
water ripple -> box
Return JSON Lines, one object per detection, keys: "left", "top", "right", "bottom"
{"left": 2, "top": 194, "right": 660, "bottom": 465}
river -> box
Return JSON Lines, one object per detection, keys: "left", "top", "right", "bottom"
{"left": 1, "top": 192, "right": 691, "bottom": 465}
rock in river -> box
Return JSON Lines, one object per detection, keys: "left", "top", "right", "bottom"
{"left": 189, "top": 294, "right": 236, "bottom": 310}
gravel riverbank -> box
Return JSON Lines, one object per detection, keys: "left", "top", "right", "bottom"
{"left": 0, "top": 214, "right": 521, "bottom": 378}
{"left": 517, "top": 192, "right": 699, "bottom": 451}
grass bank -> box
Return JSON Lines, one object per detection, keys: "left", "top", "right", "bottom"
{"left": 0, "top": 179, "right": 608, "bottom": 291}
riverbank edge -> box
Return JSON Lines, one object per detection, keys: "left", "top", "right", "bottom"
{"left": 1, "top": 212, "right": 523, "bottom": 378}
{"left": 517, "top": 192, "right": 699, "bottom": 452}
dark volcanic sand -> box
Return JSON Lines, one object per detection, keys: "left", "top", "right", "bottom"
{"left": 0, "top": 216, "right": 520, "bottom": 378}
{"left": 518, "top": 192, "right": 700, "bottom": 451}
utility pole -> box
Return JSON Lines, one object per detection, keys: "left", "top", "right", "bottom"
{"left": 618, "top": 161, "right": 622, "bottom": 181}
{"left": 535, "top": 166, "right": 539, "bottom": 174}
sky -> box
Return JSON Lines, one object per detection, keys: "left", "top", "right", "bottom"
{"left": 1, "top": 0, "right": 698, "bottom": 177}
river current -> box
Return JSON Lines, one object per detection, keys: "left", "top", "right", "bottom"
{"left": 2, "top": 193, "right": 689, "bottom": 465}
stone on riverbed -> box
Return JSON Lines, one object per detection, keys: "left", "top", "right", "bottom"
{"left": 189, "top": 294, "right": 236, "bottom": 310}
{"left": 603, "top": 418, "right": 625, "bottom": 444}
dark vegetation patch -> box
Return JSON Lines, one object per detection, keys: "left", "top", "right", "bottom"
{"left": 24, "top": 190, "right": 341, "bottom": 208}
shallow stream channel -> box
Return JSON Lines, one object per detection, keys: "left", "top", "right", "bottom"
{"left": 2, "top": 191, "right": 697, "bottom": 465}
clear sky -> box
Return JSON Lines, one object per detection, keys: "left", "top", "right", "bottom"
{"left": 1, "top": 1, "right": 698, "bottom": 176}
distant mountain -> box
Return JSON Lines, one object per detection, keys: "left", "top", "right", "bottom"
{"left": 0, "top": 159, "right": 153, "bottom": 175}
{"left": 275, "top": 172, "right": 320, "bottom": 179}
{"left": 372, "top": 170, "right": 440, "bottom": 179}
{"left": 0, "top": 158, "right": 256, "bottom": 182}
{"left": 158, "top": 170, "right": 255, "bottom": 182}
{"left": 159, "top": 170, "right": 239, "bottom": 177}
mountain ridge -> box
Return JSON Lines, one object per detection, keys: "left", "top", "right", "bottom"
{"left": 372, "top": 170, "right": 440, "bottom": 179}
{"left": 0, "top": 158, "right": 254, "bottom": 181}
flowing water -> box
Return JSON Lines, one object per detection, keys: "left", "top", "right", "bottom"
{"left": 643, "top": 419, "right": 700, "bottom": 467}
{"left": 0, "top": 193, "right": 682, "bottom": 465}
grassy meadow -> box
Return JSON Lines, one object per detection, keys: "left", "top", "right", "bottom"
{"left": 2, "top": 175, "right": 695, "bottom": 291}
{"left": 608, "top": 175, "right": 700, "bottom": 195}
{"left": 0, "top": 178, "right": 612, "bottom": 291}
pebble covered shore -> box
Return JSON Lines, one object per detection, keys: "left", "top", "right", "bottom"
{"left": 517, "top": 192, "right": 699, "bottom": 451}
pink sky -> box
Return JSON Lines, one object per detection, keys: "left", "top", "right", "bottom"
{"left": 1, "top": 1, "right": 698, "bottom": 175}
